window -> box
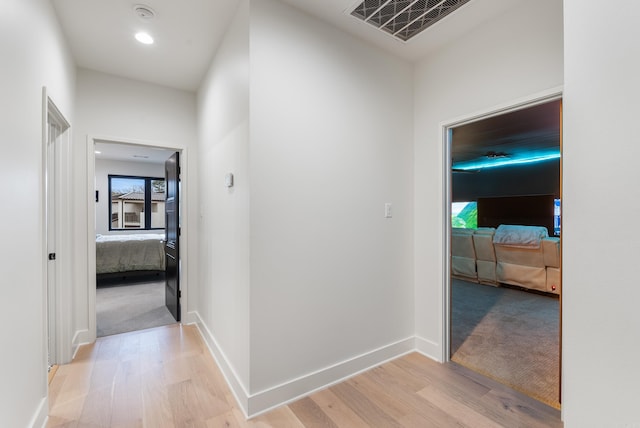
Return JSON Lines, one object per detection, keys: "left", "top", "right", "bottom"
{"left": 109, "top": 175, "right": 166, "bottom": 230}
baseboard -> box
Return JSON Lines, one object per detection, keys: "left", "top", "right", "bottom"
{"left": 188, "top": 311, "right": 250, "bottom": 417}
{"left": 246, "top": 336, "right": 415, "bottom": 417}
{"left": 415, "top": 335, "right": 443, "bottom": 362}
{"left": 29, "top": 397, "right": 48, "bottom": 428}
{"left": 71, "top": 329, "right": 91, "bottom": 361}
{"left": 190, "top": 312, "right": 422, "bottom": 418}
{"left": 190, "top": 312, "right": 415, "bottom": 418}
{"left": 182, "top": 310, "right": 199, "bottom": 325}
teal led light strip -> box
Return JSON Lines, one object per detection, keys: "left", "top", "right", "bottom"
{"left": 454, "top": 152, "right": 560, "bottom": 171}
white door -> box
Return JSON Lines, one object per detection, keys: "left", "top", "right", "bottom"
{"left": 46, "top": 119, "right": 60, "bottom": 368}
{"left": 44, "top": 93, "right": 69, "bottom": 368}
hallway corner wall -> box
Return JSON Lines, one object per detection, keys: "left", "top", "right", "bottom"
{"left": 0, "top": 0, "right": 75, "bottom": 426}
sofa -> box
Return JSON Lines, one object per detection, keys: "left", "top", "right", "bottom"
{"left": 451, "top": 225, "right": 561, "bottom": 295}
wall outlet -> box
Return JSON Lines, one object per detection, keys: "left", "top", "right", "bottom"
{"left": 385, "top": 203, "right": 392, "bottom": 218}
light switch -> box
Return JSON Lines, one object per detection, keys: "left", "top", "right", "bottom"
{"left": 384, "top": 203, "right": 392, "bottom": 218}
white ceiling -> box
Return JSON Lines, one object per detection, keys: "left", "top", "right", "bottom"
{"left": 51, "top": 0, "right": 523, "bottom": 92}
{"left": 94, "top": 141, "right": 174, "bottom": 164}
{"left": 51, "top": 0, "right": 239, "bottom": 91}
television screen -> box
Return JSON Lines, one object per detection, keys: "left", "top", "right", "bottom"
{"left": 477, "top": 194, "right": 554, "bottom": 235}
{"left": 554, "top": 198, "right": 561, "bottom": 236}
{"left": 452, "top": 201, "right": 477, "bottom": 229}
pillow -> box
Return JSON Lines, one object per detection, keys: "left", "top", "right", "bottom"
{"left": 493, "top": 224, "right": 548, "bottom": 248}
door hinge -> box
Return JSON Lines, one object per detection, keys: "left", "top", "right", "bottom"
{"left": 178, "top": 290, "right": 182, "bottom": 299}
{"left": 48, "top": 253, "right": 56, "bottom": 261}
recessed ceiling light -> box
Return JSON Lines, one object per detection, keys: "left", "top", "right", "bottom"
{"left": 135, "top": 32, "right": 154, "bottom": 45}
{"left": 94, "top": 151, "right": 101, "bottom": 154}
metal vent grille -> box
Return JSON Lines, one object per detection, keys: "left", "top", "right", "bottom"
{"left": 351, "top": 0, "right": 472, "bottom": 42}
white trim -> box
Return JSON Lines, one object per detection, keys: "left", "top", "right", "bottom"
{"left": 86, "top": 135, "right": 190, "bottom": 340}
{"left": 86, "top": 137, "right": 97, "bottom": 344}
{"left": 43, "top": 87, "right": 73, "bottom": 367}
{"left": 442, "top": 125, "right": 453, "bottom": 363}
{"left": 40, "top": 88, "right": 48, "bottom": 410}
{"left": 71, "top": 329, "right": 91, "bottom": 359}
{"left": 189, "top": 311, "right": 250, "bottom": 417}
{"left": 56, "top": 120, "right": 73, "bottom": 364}
{"left": 249, "top": 338, "right": 414, "bottom": 417}
{"left": 191, "top": 307, "right": 415, "bottom": 418}
{"left": 440, "top": 86, "right": 563, "bottom": 361}
{"left": 181, "top": 310, "right": 199, "bottom": 325}
{"left": 439, "top": 86, "right": 564, "bottom": 131}
{"left": 28, "top": 396, "right": 48, "bottom": 428}
{"left": 415, "top": 335, "right": 441, "bottom": 362}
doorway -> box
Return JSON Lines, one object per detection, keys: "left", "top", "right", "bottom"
{"left": 446, "top": 96, "right": 562, "bottom": 409}
{"left": 88, "top": 139, "right": 183, "bottom": 338}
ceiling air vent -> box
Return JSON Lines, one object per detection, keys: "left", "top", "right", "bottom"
{"left": 350, "top": 0, "right": 472, "bottom": 42}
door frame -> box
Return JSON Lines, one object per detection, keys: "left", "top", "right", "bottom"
{"left": 42, "top": 88, "right": 72, "bottom": 367}
{"left": 86, "top": 135, "right": 189, "bottom": 342}
{"left": 442, "top": 87, "right": 563, "bottom": 363}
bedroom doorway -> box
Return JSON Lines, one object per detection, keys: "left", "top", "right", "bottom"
{"left": 446, "top": 95, "right": 562, "bottom": 409}
{"left": 89, "top": 139, "right": 182, "bottom": 337}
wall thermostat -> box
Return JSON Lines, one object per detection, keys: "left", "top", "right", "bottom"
{"left": 225, "top": 173, "right": 234, "bottom": 188}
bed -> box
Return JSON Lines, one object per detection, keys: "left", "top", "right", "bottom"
{"left": 96, "top": 233, "right": 166, "bottom": 277}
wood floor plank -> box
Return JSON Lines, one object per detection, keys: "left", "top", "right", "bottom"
{"left": 48, "top": 325, "right": 563, "bottom": 428}
{"left": 189, "top": 363, "right": 233, "bottom": 420}
{"left": 417, "top": 384, "right": 505, "bottom": 428}
{"left": 330, "top": 382, "right": 404, "bottom": 427}
{"left": 393, "top": 353, "right": 492, "bottom": 398}
{"left": 369, "top": 361, "right": 429, "bottom": 392}
{"left": 308, "top": 389, "right": 369, "bottom": 428}
{"left": 47, "top": 392, "right": 86, "bottom": 425}
{"left": 248, "top": 406, "right": 305, "bottom": 427}
{"left": 110, "top": 373, "right": 143, "bottom": 428}
{"left": 167, "top": 379, "right": 209, "bottom": 427}
{"left": 356, "top": 361, "right": 473, "bottom": 427}
{"left": 289, "top": 397, "right": 339, "bottom": 428}
{"left": 206, "top": 409, "right": 249, "bottom": 428}
{"left": 77, "top": 385, "right": 114, "bottom": 427}
{"left": 478, "top": 389, "right": 563, "bottom": 428}
{"left": 448, "top": 361, "right": 561, "bottom": 420}
{"left": 140, "top": 363, "right": 174, "bottom": 428}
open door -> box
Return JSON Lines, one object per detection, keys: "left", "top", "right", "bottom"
{"left": 165, "top": 152, "right": 180, "bottom": 321}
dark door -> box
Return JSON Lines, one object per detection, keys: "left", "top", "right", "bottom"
{"left": 165, "top": 152, "right": 180, "bottom": 321}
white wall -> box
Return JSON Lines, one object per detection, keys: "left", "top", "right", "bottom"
{"left": 248, "top": 0, "right": 414, "bottom": 412}
{"left": 413, "top": 0, "right": 563, "bottom": 358}
{"left": 562, "top": 1, "right": 640, "bottom": 426}
{"left": 72, "top": 69, "right": 197, "bottom": 345}
{"left": 196, "top": 0, "right": 251, "bottom": 406}
{"left": 0, "top": 0, "right": 75, "bottom": 426}
{"left": 94, "top": 158, "right": 166, "bottom": 235}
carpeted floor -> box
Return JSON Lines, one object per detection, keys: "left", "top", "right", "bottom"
{"left": 97, "top": 279, "right": 177, "bottom": 337}
{"left": 451, "top": 278, "right": 560, "bottom": 409}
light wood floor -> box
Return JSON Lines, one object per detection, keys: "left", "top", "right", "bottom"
{"left": 48, "top": 324, "right": 562, "bottom": 427}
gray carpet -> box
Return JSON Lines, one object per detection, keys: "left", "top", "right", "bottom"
{"left": 451, "top": 278, "right": 560, "bottom": 408}
{"left": 97, "top": 280, "right": 176, "bottom": 337}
